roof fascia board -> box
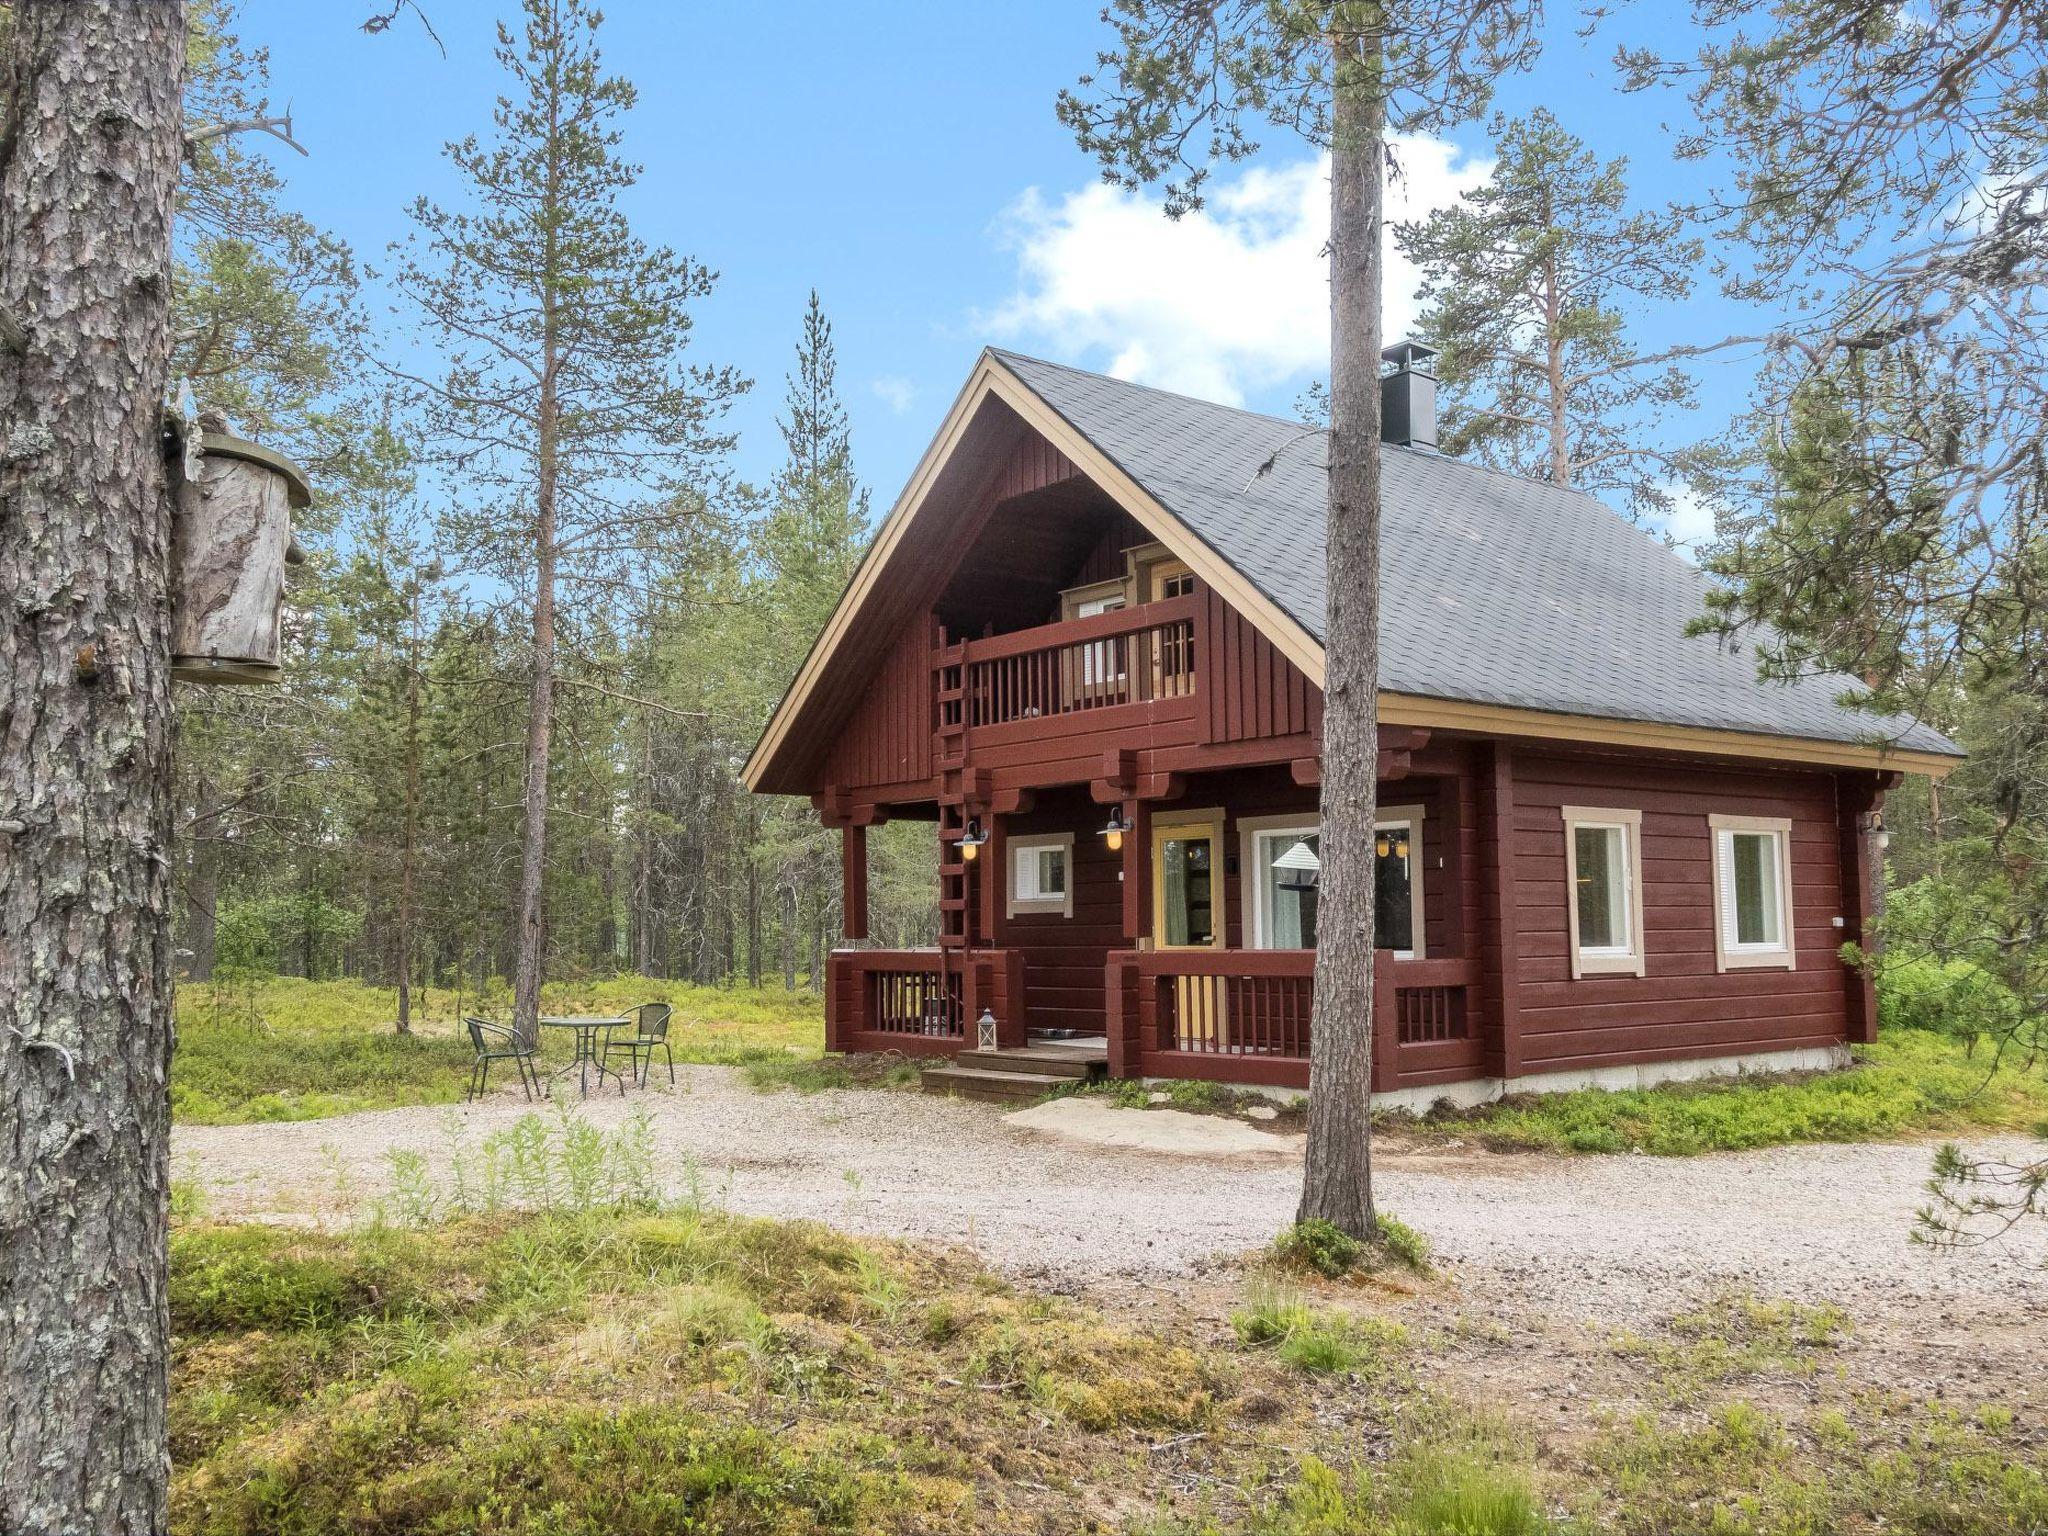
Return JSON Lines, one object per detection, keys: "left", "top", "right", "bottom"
{"left": 1378, "top": 692, "right": 1960, "bottom": 778}
{"left": 980, "top": 361, "right": 1330, "bottom": 689}
{"left": 742, "top": 355, "right": 1007, "bottom": 791}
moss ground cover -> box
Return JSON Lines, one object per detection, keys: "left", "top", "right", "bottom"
{"left": 172, "top": 975, "right": 825, "bottom": 1124}
{"left": 169, "top": 1186, "right": 2046, "bottom": 1535}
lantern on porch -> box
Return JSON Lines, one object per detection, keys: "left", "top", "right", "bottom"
{"left": 1099, "top": 809, "right": 1134, "bottom": 852}
{"left": 976, "top": 1008, "right": 999, "bottom": 1051}
{"left": 958, "top": 818, "right": 988, "bottom": 862}
{"left": 166, "top": 413, "right": 311, "bottom": 686}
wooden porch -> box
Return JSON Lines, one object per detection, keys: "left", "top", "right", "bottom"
{"left": 827, "top": 944, "right": 1483, "bottom": 1095}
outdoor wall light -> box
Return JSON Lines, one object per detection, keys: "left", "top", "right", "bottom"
{"left": 958, "top": 818, "right": 987, "bottom": 862}
{"left": 1099, "top": 809, "right": 1134, "bottom": 852}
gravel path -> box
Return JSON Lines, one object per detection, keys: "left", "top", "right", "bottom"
{"left": 175, "top": 1066, "right": 2048, "bottom": 1327}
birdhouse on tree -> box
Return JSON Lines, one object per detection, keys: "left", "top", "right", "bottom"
{"left": 166, "top": 413, "right": 311, "bottom": 685}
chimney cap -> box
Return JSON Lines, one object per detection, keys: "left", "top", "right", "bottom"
{"left": 1381, "top": 339, "right": 1438, "bottom": 375}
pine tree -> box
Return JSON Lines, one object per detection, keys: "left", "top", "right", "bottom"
{"left": 1644, "top": 2, "right": 2048, "bottom": 1237}
{"left": 393, "top": 0, "right": 744, "bottom": 1045}
{"left": 1397, "top": 108, "right": 1711, "bottom": 521}
{"left": 1061, "top": 0, "right": 1541, "bottom": 1243}
{"left": 0, "top": 8, "right": 189, "bottom": 1528}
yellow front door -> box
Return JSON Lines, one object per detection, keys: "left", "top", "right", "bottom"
{"left": 1153, "top": 810, "right": 1226, "bottom": 1049}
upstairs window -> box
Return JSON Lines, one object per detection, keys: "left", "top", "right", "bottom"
{"left": 1562, "top": 806, "right": 1645, "bottom": 978}
{"left": 1007, "top": 833, "right": 1074, "bottom": 918}
{"left": 1710, "top": 814, "right": 1795, "bottom": 970}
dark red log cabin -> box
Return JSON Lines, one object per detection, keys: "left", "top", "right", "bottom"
{"left": 743, "top": 345, "right": 1962, "bottom": 1106}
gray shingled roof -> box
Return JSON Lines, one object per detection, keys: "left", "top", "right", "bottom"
{"left": 994, "top": 349, "right": 1959, "bottom": 759}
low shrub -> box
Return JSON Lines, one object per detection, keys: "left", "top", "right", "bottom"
{"left": 1270, "top": 1214, "right": 1431, "bottom": 1278}
{"left": 1875, "top": 952, "right": 2024, "bottom": 1049}
{"left": 1271, "top": 1218, "right": 1363, "bottom": 1278}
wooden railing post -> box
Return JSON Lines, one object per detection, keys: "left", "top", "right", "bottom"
{"left": 1105, "top": 953, "right": 1136, "bottom": 1077}
{"left": 826, "top": 952, "right": 856, "bottom": 1054}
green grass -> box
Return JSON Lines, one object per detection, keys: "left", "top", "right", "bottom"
{"left": 1230, "top": 1282, "right": 1410, "bottom": 1376}
{"left": 172, "top": 975, "right": 825, "bottom": 1125}
{"left": 1403, "top": 1028, "right": 2048, "bottom": 1155}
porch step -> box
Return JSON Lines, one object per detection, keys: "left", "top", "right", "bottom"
{"left": 921, "top": 1065, "right": 1078, "bottom": 1103}
{"left": 955, "top": 1046, "right": 1102, "bottom": 1080}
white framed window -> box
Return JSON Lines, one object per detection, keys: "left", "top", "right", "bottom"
{"left": 1007, "top": 832, "right": 1074, "bottom": 917}
{"left": 1561, "top": 806, "right": 1645, "bottom": 979}
{"left": 1238, "top": 807, "right": 1425, "bottom": 957}
{"left": 1709, "top": 814, "right": 1795, "bottom": 971}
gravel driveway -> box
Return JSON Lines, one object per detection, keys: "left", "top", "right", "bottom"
{"left": 175, "top": 1065, "right": 2047, "bottom": 1328}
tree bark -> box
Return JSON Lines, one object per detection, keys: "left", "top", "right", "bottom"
{"left": 745, "top": 808, "right": 761, "bottom": 987}
{"left": 782, "top": 880, "right": 797, "bottom": 991}
{"left": 1300, "top": 9, "right": 1384, "bottom": 1241}
{"left": 511, "top": 92, "right": 564, "bottom": 1049}
{"left": 0, "top": 5, "right": 188, "bottom": 1531}
{"left": 395, "top": 583, "right": 423, "bottom": 1035}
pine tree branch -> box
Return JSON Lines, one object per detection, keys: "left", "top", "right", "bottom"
{"left": 185, "top": 108, "right": 308, "bottom": 157}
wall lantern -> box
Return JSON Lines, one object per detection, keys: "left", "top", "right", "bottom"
{"left": 958, "top": 818, "right": 988, "bottom": 862}
{"left": 1099, "top": 809, "right": 1135, "bottom": 852}
{"left": 166, "top": 412, "right": 312, "bottom": 686}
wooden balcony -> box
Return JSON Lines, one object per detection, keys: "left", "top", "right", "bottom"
{"left": 936, "top": 596, "right": 1203, "bottom": 766}
{"left": 1105, "top": 948, "right": 1482, "bottom": 1092}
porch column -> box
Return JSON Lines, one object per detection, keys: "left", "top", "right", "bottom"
{"left": 1478, "top": 741, "right": 1523, "bottom": 1080}
{"left": 975, "top": 815, "right": 1005, "bottom": 945}
{"left": 840, "top": 824, "right": 868, "bottom": 942}
{"left": 1121, "top": 798, "right": 1151, "bottom": 942}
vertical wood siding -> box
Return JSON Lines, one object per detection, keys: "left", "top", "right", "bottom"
{"left": 1202, "top": 587, "right": 1321, "bottom": 744}
{"left": 819, "top": 615, "right": 933, "bottom": 791}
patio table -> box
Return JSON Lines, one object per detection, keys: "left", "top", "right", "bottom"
{"left": 537, "top": 1014, "right": 629, "bottom": 1098}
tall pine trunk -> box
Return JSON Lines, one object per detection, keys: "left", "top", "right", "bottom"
{"left": 513, "top": 470, "right": 556, "bottom": 1045}
{"left": 0, "top": 5, "right": 187, "bottom": 1529}
{"left": 1299, "top": 11, "right": 1384, "bottom": 1240}
{"left": 395, "top": 594, "right": 423, "bottom": 1035}
{"left": 511, "top": 116, "right": 563, "bottom": 1046}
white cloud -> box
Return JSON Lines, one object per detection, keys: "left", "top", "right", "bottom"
{"left": 871, "top": 374, "right": 917, "bottom": 415}
{"left": 985, "top": 136, "right": 1490, "bottom": 406}
{"left": 1653, "top": 480, "right": 1719, "bottom": 562}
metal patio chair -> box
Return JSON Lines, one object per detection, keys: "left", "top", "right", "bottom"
{"left": 599, "top": 1002, "right": 675, "bottom": 1091}
{"left": 465, "top": 1016, "right": 539, "bottom": 1103}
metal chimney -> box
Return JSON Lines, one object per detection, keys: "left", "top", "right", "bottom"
{"left": 1380, "top": 340, "right": 1438, "bottom": 451}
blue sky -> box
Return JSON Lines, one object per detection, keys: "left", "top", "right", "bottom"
{"left": 251, "top": 2, "right": 1764, "bottom": 546}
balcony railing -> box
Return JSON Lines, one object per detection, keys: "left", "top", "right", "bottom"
{"left": 1105, "top": 948, "right": 1481, "bottom": 1091}
{"left": 941, "top": 595, "right": 1200, "bottom": 734}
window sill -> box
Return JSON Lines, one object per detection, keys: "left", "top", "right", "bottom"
{"left": 1572, "top": 951, "right": 1645, "bottom": 979}
{"left": 1719, "top": 948, "right": 1795, "bottom": 972}
{"left": 1007, "top": 897, "right": 1071, "bottom": 917}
